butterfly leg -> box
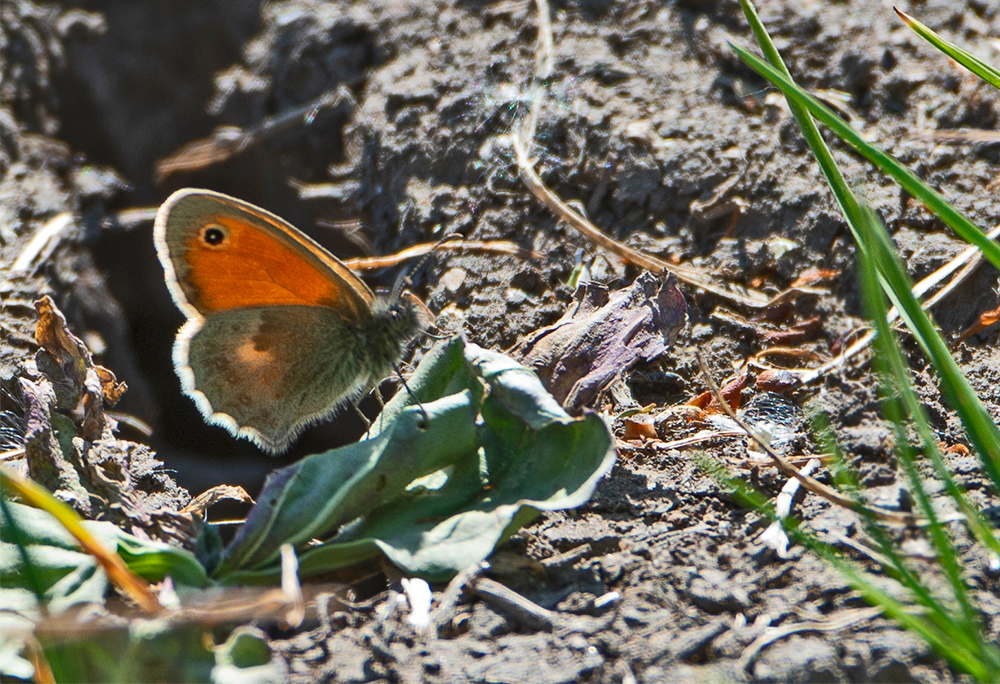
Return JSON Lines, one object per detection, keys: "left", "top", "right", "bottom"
{"left": 353, "top": 404, "right": 372, "bottom": 431}
{"left": 394, "top": 368, "right": 429, "bottom": 428}
{"left": 360, "top": 384, "right": 388, "bottom": 437}
{"left": 370, "top": 383, "right": 388, "bottom": 435}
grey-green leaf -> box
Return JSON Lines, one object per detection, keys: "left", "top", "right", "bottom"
{"left": 218, "top": 337, "right": 617, "bottom": 582}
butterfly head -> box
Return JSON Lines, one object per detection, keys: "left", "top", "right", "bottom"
{"left": 369, "top": 290, "right": 433, "bottom": 364}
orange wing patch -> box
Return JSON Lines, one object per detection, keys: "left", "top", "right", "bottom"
{"left": 182, "top": 213, "right": 370, "bottom": 323}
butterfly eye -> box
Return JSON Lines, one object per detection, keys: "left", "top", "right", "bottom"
{"left": 200, "top": 224, "right": 228, "bottom": 247}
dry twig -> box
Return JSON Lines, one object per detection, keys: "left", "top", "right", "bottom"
{"left": 694, "top": 353, "right": 925, "bottom": 526}
{"left": 503, "top": 0, "right": 771, "bottom": 309}
{"left": 738, "top": 607, "right": 883, "bottom": 671}
{"left": 180, "top": 485, "right": 254, "bottom": 517}
{"left": 343, "top": 239, "right": 536, "bottom": 271}
{"left": 779, "top": 222, "right": 1000, "bottom": 384}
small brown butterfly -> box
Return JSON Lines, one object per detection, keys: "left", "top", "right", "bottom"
{"left": 154, "top": 189, "right": 428, "bottom": 454}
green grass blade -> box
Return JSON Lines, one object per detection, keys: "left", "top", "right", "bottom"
{"left": 858, "top": 202, "right": 1000, "bottom": 489}
{"left": 895, "top": 8, "right": 1000, "bottom": 90}
{"left": 735, "top": 1, "right": 1000, "bottom": 493}
{"left": 705, "top": 457, "right": 994, "bottom": 680}
{"left": 735, "top": 4, "right": 1000, "bottom": 677}
{"left": 813, "top": 397, "right": 955, "bottom": 626}
{"left": 857, "top": 226, "right": 979, "bottom": 632}
{"left": 812, "top": 264, "right": 974, "bottom": 642}
{"left": 729, "top": 42, "right": 1000, "bottom": 273}
{"left": 813, "top": 542, "right": 993, "bottom": 681}
{"left": 855, "top": 205, "right": 1000, "bottom": 555}
{"left": 737, "top": 0, "right": 864, "bottom": 244}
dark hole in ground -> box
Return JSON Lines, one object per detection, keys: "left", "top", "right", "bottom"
{"left": 53, "top": 0, "right": 403, "bottom": 494}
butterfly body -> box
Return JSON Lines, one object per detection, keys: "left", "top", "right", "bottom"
{"left": 154, "top": 189, "right": 425, "bottom": 454}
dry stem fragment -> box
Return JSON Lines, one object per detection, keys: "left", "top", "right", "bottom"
{"left": 695, "top": 353, "right": 925, "bottom": 527}
{"left": 344, "top": 239, "right": 536, "bottom": 271}
{"left": 504, "top": 0, "right": 770, "bottom": 309}
{"left": 758, "top": 458, "right": 820, "bottom": 558}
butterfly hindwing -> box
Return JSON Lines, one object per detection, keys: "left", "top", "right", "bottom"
{"left": 177, "top": 306, "right": 373, "bottom": 453}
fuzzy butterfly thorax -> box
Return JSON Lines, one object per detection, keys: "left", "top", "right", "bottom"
{"left": 154, "top": 189, "right": 430, "bottom": 454}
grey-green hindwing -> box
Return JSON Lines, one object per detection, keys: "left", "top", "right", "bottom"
{"left": 181, "top": 299, "right": 420, "bottom": 453}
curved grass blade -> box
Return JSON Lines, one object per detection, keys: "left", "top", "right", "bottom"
{"left": 0, "top": 467, "right": 160, "bottom": 612}
{"left": 895, "top": 8, "right": 1000, "bottom": 90}
{"left": 736, "top": 0, "right": 1000, "bottom": 492}
{"left": 729, "top": 43, "right": 1000, "bottom": 273}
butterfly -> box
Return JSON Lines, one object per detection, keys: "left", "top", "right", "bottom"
{"left": 154, "top": 188, "right": 428, "bottom": 454}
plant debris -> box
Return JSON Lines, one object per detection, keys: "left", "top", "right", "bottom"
{"left": 18, "top": 297, "right": 192, "bottom": 546}
{"left": 514, "top": 273, "right": 687, "bottom": 412}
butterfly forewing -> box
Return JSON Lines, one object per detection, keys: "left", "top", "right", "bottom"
{"left": 154, "top": 189, "right": 374, "bottom": 324}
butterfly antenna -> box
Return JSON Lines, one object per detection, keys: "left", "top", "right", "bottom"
{"left": 387, "top": 231, "right": 463, "bottom": 422}
{"left": 391, "top": 232, "right": 465, "bottom": 298}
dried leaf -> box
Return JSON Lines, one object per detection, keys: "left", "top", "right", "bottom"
{"left": 688, "top": 371, "right": 748, "bottom": 412}
{"left": 94, "top": 366, "right": 126, "bottom": 407}
{"left": 790, "top": 268, "right": 841, "bottom": 288}
{"left": 20, "top": 298, "right": 192, "bottom": 545}
{"left": 760, "top": 315, "right": 823, "bottom": 346}
{"left": 623, "top": 415, "right": 657, "bottom": 441}
{"left": 514, "top": 273, "right": 687, "bottom": 411}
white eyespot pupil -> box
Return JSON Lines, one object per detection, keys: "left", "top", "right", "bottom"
{"left": 203, "top": 226, "right": 226, "bottom": 246}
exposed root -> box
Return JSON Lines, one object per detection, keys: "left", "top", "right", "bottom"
{"left": 344, "top": 239, "right": 536, "bottom": 271}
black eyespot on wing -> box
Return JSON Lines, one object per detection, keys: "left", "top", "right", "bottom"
{"left": 201, "top": 224, "right": 227, "bottom": 246}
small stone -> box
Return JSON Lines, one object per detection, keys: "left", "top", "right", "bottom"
{"left": 687, "top": 568, "right": 750, "bottom": 614}
{"left": 441, "top": 267, "right": 467, "bottom": 292}
{"left": 753, "top": 635, "right": 843, "bottom": 682}
{"left": 506, "top": 287, "right": 529, "bottom": 306}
